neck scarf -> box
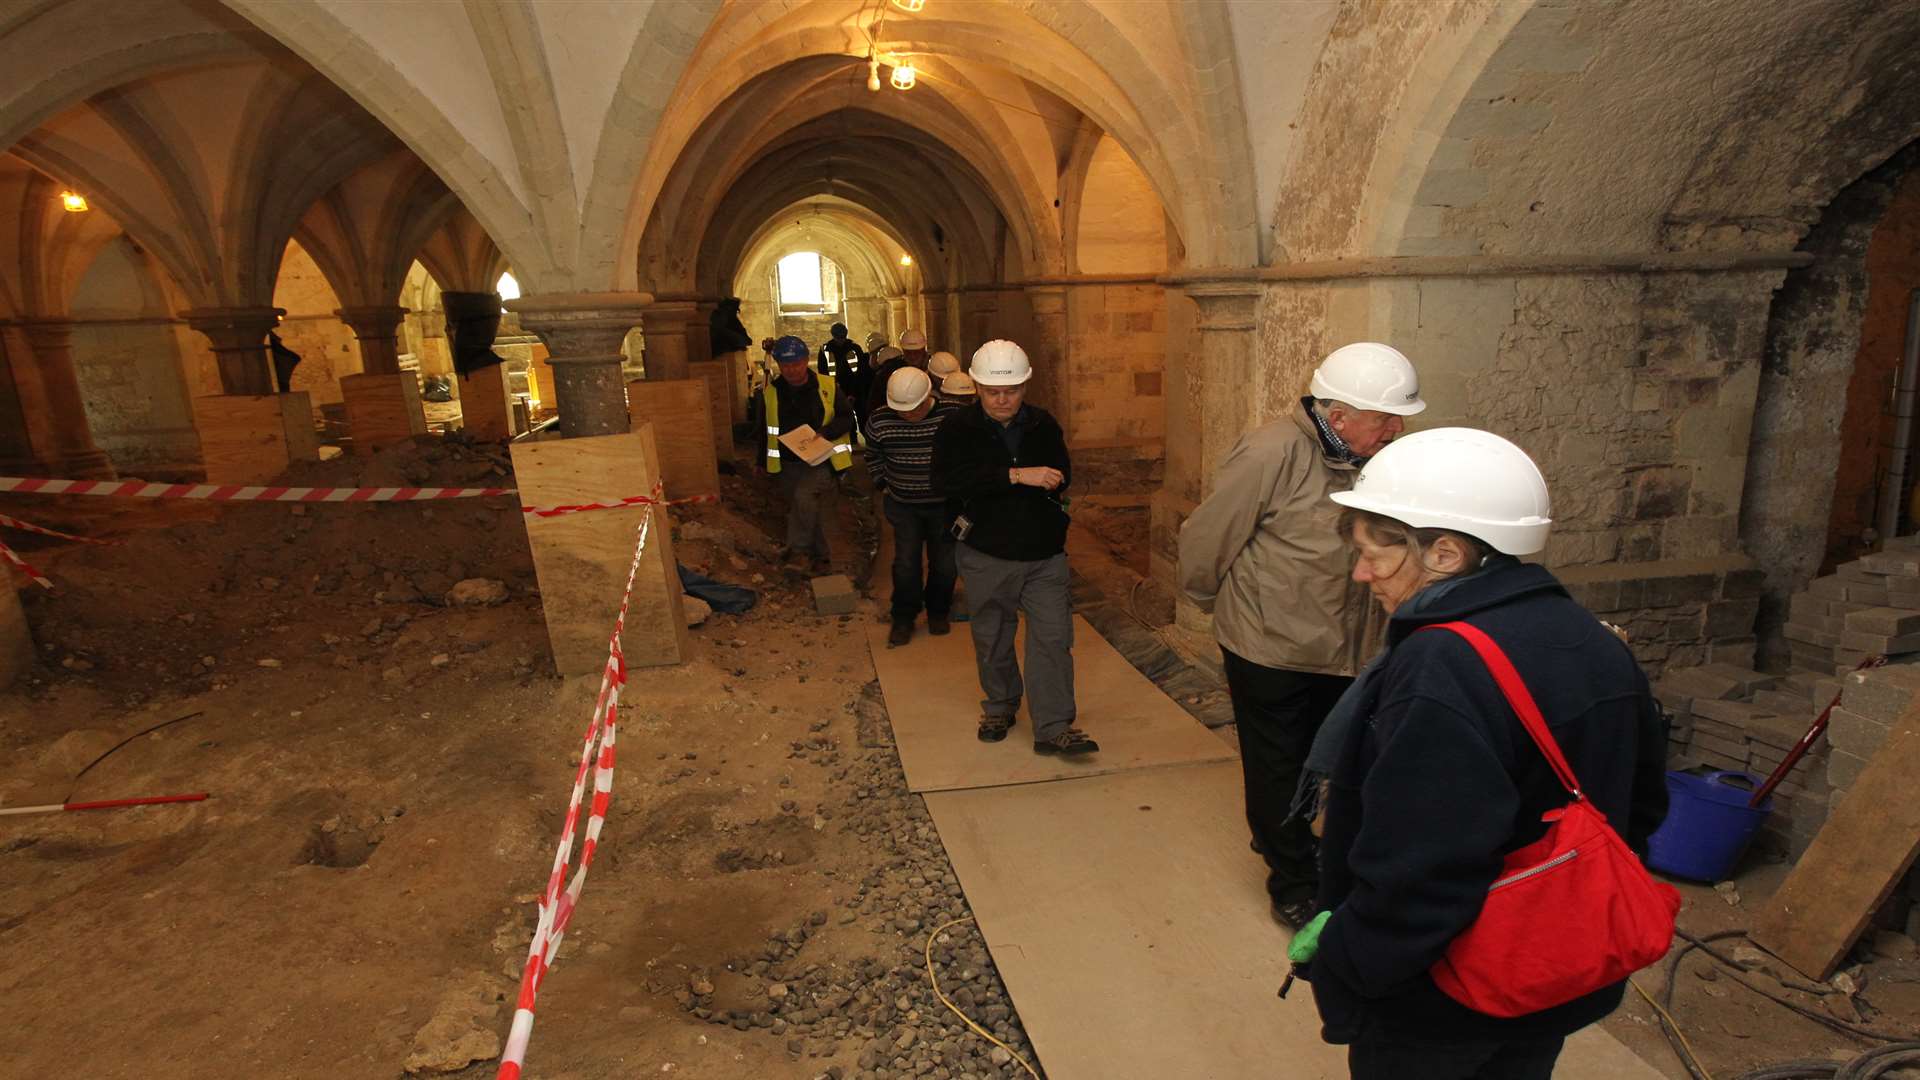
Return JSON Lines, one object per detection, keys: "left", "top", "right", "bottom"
{"left": 1304, "top": 398, "right": 1362, "bottom": 466}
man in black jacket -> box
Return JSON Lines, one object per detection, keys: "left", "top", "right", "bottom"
{"left": 817, "top": 322, "right": 871, "bottom": 437}
{"left": 930, "top": 340, "right": 1096, "bottom": 756}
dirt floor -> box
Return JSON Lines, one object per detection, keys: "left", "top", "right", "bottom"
{"left": 5, "top": 435, "right": 1920, "bottom": 1080}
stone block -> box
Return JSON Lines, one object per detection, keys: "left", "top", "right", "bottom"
{"left": 512, "top": 426, "right": 690, "bottom": 676}
{"left": 1720, "top": 567, "right": 1766, "bottom": 600}
{"left": 1695, "top": 747, "right": 1748, "bottom": 773}
{"left": 1662, "top": 665, "right": 1743, "bottom": 702}
{"left": 1753, "top": 689, "right": 1812, "bottom": 715}
{"left": 1691, "top": 698, "right": 1774, "bottom": 728}
{"left": 1789, "top": 593, "right": 1831, "bottom": 622}
{"left": 1692, "top": 730, "right": 1749, "bottom": 760}
{"left": 1863, "top": 551, "right": 1920, "bottom": 577}
{"left": 1847, "top": 582, "right": 1893, "bottom": 606}
{"left": 1698, "top": 663, "right": 1777, "bottom": 695}
{"left": 1784, "top": 621, "right": 1841, "bottom": 648}
{"left": 1808, "top": 576, "right": 1849, "bottom": 600}
{"left": 811, "top": 574, "right": 856, "bottom": 616}
{"left": 1706, "top": 637, "right": 1757, "bottom": 669}
{"left": 1842, "top": 664, "right": 1920, "bottom": 724}
{"left": 1691, "top": 716, "right": 1744, "bottom": 741}
{"left": 1827, "top": 707, "right": 1890, "bottom": 757}
{"left": 1744, "top": 711, "right": 1812, "bottom": 751}
{"left": 1828, "top": 749, "right": 1870, "bottom": 791}
{"left": 1704, "top": 598, "right": 1760, "bottom": 638}
{"left": 0, "top": 580, "right": 33, "bottom": 689}
{"left": 1839, "top": 629, "right": 1920, "bottom": 655}
{"left": 1846, "top": 607, "right": 1920, "bottom": 636}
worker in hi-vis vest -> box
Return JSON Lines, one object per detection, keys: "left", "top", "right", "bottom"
{"left": 752, "top": 335, "right": 855, "bottom": 575}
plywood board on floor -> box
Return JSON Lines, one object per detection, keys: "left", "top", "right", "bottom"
{"left": 924, "top": 762, "right": 1666, "bottom": 1080}
{"left": 626, "top": 378, "right": 720, "bottom": 501}
{"left": 867, "top": 614, "right": 1231, "bottom": 792}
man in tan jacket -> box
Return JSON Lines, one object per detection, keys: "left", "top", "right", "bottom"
{"left": 1178, "top": 342, "right": 1425, "bottom": 929}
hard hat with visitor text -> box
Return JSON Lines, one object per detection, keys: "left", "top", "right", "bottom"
{"left": 771, "top": 336, "right": 810, "bottom": 364}
{"left": 928, "top": 351, "right": 961, "bottom": 378}
{"left": 1309, "top": 342, "right": 1427, "bottom": 416}
{"left": 943, "top": 372, "right": 976, "bottom": 397}
{"left": 886, "top": 367, "right": 933, "bottom": 412}
{"left": 899, "top": 329, "right": 928, "bottom": 350}
{"left": 1329, "top": 427, "right": 1552, "bottom": 555}
{"left": 970, "top": 340, "right": 1032, "bottom": 386}
{"left": 865, "top": 331, "right": 889, "bottom": 353}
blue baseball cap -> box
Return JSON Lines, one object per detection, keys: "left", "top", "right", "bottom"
{"left": 771, "top": 336, "right": 809, "bottom": 363}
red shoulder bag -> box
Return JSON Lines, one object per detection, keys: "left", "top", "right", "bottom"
{"left": 1422, "top": 621, "right": 1679, "bottom": 1018}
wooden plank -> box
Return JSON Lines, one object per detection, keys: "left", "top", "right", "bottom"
{"left": 339, "top": 372, "right": 427, "bottom": 451}
{"left": 626, "top": 378, "right": 720, "bottom": 501}
{"left": 459, "top": 364, "right": 514, "bottom": 440}
{"left": 924, "top": 765, "right": 1664, "bottom": 1080}
{"left": 193, "top": 393, "right": 304, "bottom": 484}
{"left": 687, "top": 359, "right": 731, "bottom": 461}
{"left": 512, "top": 426, "right": 689, "bottom": 674}
{"left": 1752, "top": 702, "right": 1920, "bottom": 979}
{"left": 866, "top": 614, "right": 1233, "bottom": 792}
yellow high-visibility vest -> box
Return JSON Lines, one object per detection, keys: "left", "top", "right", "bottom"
{"left": 763, "top": 374, "right": 853, "bottom": 474}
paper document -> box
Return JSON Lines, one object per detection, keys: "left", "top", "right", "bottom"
{"left": 777, "top": 423, "right": 836, "bottom": 466}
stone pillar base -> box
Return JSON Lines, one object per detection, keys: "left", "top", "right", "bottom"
{"left": 340, "top": 373, "right": 427, "bottom": 452}
{"left": 193, "top": 393, "right": 318, "bottom": 484}
{"left": 459, "top": 365, "right": 515, "bottom": 441}
{"left": 511, "top": 426, "right": 690, "bottom": 674}
{"left": 686, "top": 359, "right": 732, "bottom": 461}
{"left": 0, "top": 449, "right": 116, "bottom": 479}
{"left": 0, "top": 578, "right": 33, "bottom": 690}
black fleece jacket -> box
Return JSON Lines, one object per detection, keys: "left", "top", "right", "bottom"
{"left": 929, "top": 402, "right": 1071, "bottom": 561}
{"left": 1310, "top": 559, "right": 1670, "bottom": 1044}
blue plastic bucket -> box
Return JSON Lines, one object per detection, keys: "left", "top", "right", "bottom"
{"left": 1645, "top": 770, "right": 1773, "bottom": 882}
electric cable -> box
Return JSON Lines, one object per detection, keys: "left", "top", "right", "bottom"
{"left": 925, "top": 916, "right": 1042, "bottom": 1079}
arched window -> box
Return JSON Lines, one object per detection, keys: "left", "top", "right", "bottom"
{"left": 496, "top": 271, "right": 521, "bottom": 309}
{"left": 775, "top": 252, "right": 843, "bottom": 314}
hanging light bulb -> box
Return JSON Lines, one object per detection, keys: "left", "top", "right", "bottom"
{"left": 891, "top": 0, "right": 926, "bottom": 12}
{"left": 899, "top": 254, "right": 913, "bottom": 267}
{"left": 867, "top": 53, "right": 882, "bottom": 93}
{"left": 890, "top": 62, "right": 917, "bottom": 91}
{"left": 59, "top": 190, "right": 88, "bottom": 213}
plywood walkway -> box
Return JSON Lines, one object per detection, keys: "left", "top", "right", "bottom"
{"left": 865, "top": 614, "right": 1233, "bottom": 793}
{"left": 872, "top": 616, "right": 1668, "bottom": 1080}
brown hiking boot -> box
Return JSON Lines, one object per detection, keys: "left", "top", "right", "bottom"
{"left": 1033, "top": 728, "right": 1099, "bottom": 756}
{"left": 927, "top": 613, "right": 951, "bottom": 636}
{"left": 887, "top": 619, "right": 913, "bottom": 647}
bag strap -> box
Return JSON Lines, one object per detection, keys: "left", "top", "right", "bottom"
{"left": 1421, "top": 622, "right": 1585, "bottom": 801}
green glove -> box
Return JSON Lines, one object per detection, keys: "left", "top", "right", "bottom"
{"left": 1287, "top": 911, "right": 1332, "bottom": 965}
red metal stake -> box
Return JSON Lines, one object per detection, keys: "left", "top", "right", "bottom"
{"left": 1748, "top": 656, "right": 1887, "bottom": 808}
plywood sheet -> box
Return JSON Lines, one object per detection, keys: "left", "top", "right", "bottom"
{"left": 867, "top": 614, "right": 1231, "bottom": 792}
{"left": 512, "top": 426, "right": 689, "bottom": 675}
{"left": 687, "top": 359, "right": 731, "bottom": 460}
{"left": 626, "top": 378, "right": 720, "bottom": 501}
{"left": 193, "top": 393, "right": 310, "bottom": 484}
{"left": 1753, "top": 701, "right": 1920, "bottom": 979}
{"left": 459, "top": 364, "right": 513, "bottom": 440}
{"left": 340, "top": 373, "right": 426, "bottom": 451}
{"left": 926, "top": 763, "right": 1666, "bottom": 1080}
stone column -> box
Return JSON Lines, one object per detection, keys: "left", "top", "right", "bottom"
{"left": 925, "top": 292, "right": 951, "bottom": 356}
{"left": 508, "top": 291, "right": 651, "bottom": 439}
{"left": 638, "top": 298, "right": 698, "bottom": 382}
{"left": 688, "top": 301, "right": 717, "bottom": 367}
{"left": 182, "top": 307, "right": 283, "bottom": 396}
{"left": 886, "top": 297, "right": 912, "bottom": 340}
{"left": 1024, "top": 285, "right": 1070, "bottom": 428}
{"left": 8, "top": 320, "right": 115, "bottom": 478}
{"left": 1152, "top": 281, "right": 1262, "bottom": 636}
{"left": 335, "top": 305, "right": 408, "bottom": 376}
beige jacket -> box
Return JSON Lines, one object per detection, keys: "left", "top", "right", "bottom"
{"left": 1178, "top": 404, "right": 1383, "bottom": 676}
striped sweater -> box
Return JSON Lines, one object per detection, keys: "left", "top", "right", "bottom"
{"left": 866, "top": 402, "right": 959, "bottom": 504}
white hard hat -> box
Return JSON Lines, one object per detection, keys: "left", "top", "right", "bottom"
{"left": 872, "top": 345, "right": 904, "bottom": 364}
{"left": 1329, "top": 428, "right": 1552, "bottom": 555}
{"left": 899, "top": 329, "right": 927, "bottom": 349}
{"left": 886, "top": 367, "right": 932, "bottom": 411}
{"left": 970, "top": 340, "right": 1031, "bottom": 386}
{"left": 928, "top": 351, "right": 961, "bottom": 378}
{"left": 1310, "top": 342, "right": 1426, "bottom": 416}
{"left": 943, "top": 371, "right": 976, "bottom": 396}
{"left": 864, "top": 331, "right": 889, "bottom": 353}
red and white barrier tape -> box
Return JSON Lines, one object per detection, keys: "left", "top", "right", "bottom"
{"left": 497, "top": 495, "right": 656, "bottom": 1080}
{"left": 0, "top": 791, "right": 208, "bottom": 817}
{"left": 0, "top": 513, "right": 119, "bottom": 545}
{"left": 0, "top": 539, "right": 51, "bottom": 589}
{"left": 0, "top": 476, "right": 514, "bottom": 502}
{"left": 522, "top": 492, "right": 718, "bottom": 518}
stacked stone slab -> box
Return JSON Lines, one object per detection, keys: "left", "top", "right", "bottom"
{"left": 1784, "top": 536, "right": 1920, "bottom": 675}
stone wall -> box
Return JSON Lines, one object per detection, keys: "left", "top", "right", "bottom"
{"left": 273, "top": 240, "right": 361, "bottom": 406}
{"left": 1064, "top": 283, "right": 1165, "bottom": 448}
{"left": 1744, "top": 146, "right": 1920, "bottom": 669}
{"left": 65, "top": 235, "right": 201, "bottom": 475}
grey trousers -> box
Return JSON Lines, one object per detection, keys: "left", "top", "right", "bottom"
{"left": 780, "top": 461, "right": 835, "bottom": 559}
{"left": 954, "top": 545, "right": 1075, "bottom": 739}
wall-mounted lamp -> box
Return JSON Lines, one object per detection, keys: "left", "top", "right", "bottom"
{"left": 59, "top": 191, "right": 88, "bottom": 213}
{"left": 899, "top": 254, "right": 914, "bottom": 267}
{"left": 890, "top": 62, "right": 917, "bottom": 91}
{"left": 891, "top": 0, "right": 927, "bottom": 11}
